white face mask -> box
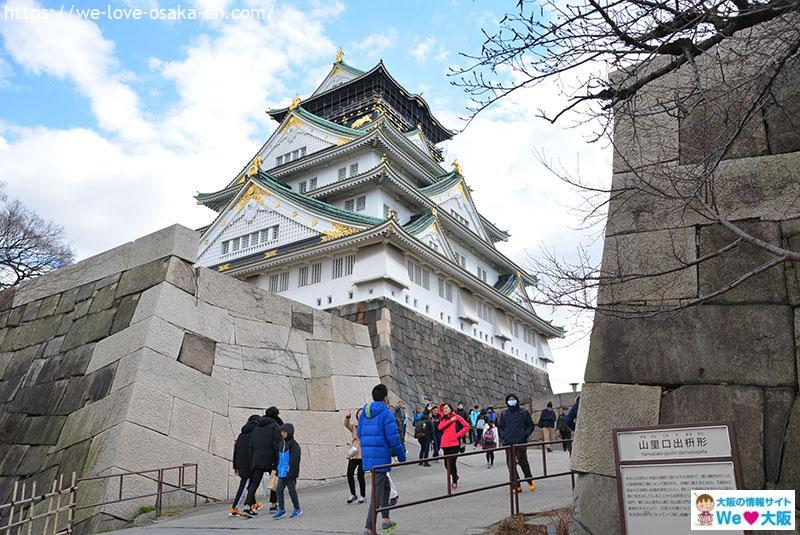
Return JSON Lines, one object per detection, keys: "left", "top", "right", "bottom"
{"left": 507, "top": 399, "right": 518, "bottom": 407}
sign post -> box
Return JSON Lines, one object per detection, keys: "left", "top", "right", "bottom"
{"left": 613, "top": 422, "right": 743, "bottom": 535}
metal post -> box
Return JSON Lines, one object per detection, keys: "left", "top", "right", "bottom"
{"left": 27, "top": 480, "right": 35, "bottom": 535}
{"left": 53, "top": 475, "right": 62, "bottom": 535}
{"left": 66, "top": 473, "right": 76, "bottom": 534}
{"left": 542, "top": 442, "right": 548, "bottom": 477}
{"left": 156, "top": 469, "right": 163, "bottom": 517}
{"left": 446, "top": 452, "right": 452, "bottom": 496}
{"left": 369, "top": 468, "right": 378, "bottom": 535}
{"left": 570, "top": 471, "right": 576, "bottom": 490}
{"left": 194, "top": 465, "right": 198, "bottom": 507}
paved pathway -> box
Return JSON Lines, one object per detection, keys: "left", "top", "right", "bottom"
{"left": 114, "top": 443, "right": 574, "bottom": 535}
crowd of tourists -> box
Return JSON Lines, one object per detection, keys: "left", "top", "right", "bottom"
{"left": 227, "top": 387, "right": 579, "bottom": 533}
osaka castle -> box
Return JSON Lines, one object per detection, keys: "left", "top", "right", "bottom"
{"left": 195, "top": 50, "right": 563, "bottom": 371}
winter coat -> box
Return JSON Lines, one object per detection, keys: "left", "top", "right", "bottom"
{"left": 344, "top": 414, "right": 362, "bottom": 459}
{"left": 498, "top": 395, "right": 535, "bottom": 446}
{"left": 437, "top": 413, "right": 469, "bottom": 448}
{"left": 482, "top": 425, "right": 498, "bottom": 449}
{"left": 566, "top": 397, "right": 580, "bottom": 431}
{"left": 394, "top": 405, "right": 407, "bottom": 430}
{"left": 357, "top": 401, "right": 406, "bottom": 472}
{"left": 276, "top": 423, "right": 301, "bottom": 480}
{"left": 486, "top": 410, "right": 497, "bottom": 423}
{"left": 414, "top": 416, "right": 434, "bottom": 442}
{"left": 250, "top": 415, "right": 281, "bottom": 471}
{"left": 538, "top": 408, "right": 557, "bottom": 429}
{"left": 233, "top": 422, "right": 255, "bottom": 475}
{"left": 469, "top": 410, "right": 480, "bottom": 428}
{"left": 556, "top": 413, "right": 572, "bottom": 436}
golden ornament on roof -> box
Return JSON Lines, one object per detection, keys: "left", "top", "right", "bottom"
{"left": 289, "top": 95, "right": 301, "bottom": 111}
{"left": 452, "top": 159, "right": 462, "bottom": 175}
{"left": 335, "top": 47, "right": 344, "bottom": 63}
{"left": 351, "top": 115, "right": 372, "bottom": 129}
{"left": 245, "top": 156, "right": 263, "bottom": 178}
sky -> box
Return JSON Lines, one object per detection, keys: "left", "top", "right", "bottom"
{"left": 0, "top": 0, "right": 612, "bottom": 393}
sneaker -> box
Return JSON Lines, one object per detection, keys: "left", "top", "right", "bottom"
{"left": 487, "top": 462, "right": 491, "bottom": 469}
{"left": 272, "top": 509, "right": 286, "bottom": 520}
{"left": 547, "top": 448, "right": 553, "bottom": 453}
{"left": 252, "top": 502, "right": 262, "bottom": 511}
{"left": 290, "top": 509, "right": 302, "bottom": 519}
{"left": 451, "top": 482, "right": 458, "bottom": 490}
{"left": 242, "top": 508, "right": 257, "bottom": 517}
{"left": 528, "top": 481, "right": 537, "bottom": 491}
{"left": 269, "top": 503, "right": 278, "bottom": 512}
{"left": 347, "top": 495, "right": 357, "bottom": 504}
{"left": 228, "top": 507, "right": 240, "bottom": 516}
{"left": 423, "top": 463, "right": 431, "bottom": 467}
{"left": 381, "top": 520, "right": 397, "bottom": 532}
{"left": 389, "top": 495, "right": 398, "bottom": 506}
{"left": 358, "top": 496, "right": 365, "bottom": 504}
{"left": 512, "top": 486, "right": 522, "bottom": 494}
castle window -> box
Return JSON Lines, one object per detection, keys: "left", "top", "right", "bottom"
{"left": 231, "top": 237, "right": 240, "bottom": 252}
{"left": 345, "top": 195, "right": 366, "bottom": 212}
{"left": 299, "top": 181, "right": 307, "bottom": 194}
{"left": 450, "top": 209, "right": 469, "bottom": 227}
{"left": 221, "top": 241, "right": 229, "bottom": 255}
{"left": 332, "top": 254, "right": 355, "bottom": 279}
{"left": 407, "top": 260, "right": 430, "bottom": 290}
{"left": 269, "top": 272, "right": 289, "bottom": 293}
{"left": 338, "top": 167, "right": 347, "bottom": 180}
{"left": 298, "top": 265, "right": 309, "bottom": 287}
{"left": 309, "top": 177, "right": 317, "bottom": 190}
{"left": 350, "top": 163, "right": 359, "bottom": 176}
{"left": 311, "top": 262, "right": 322, "bottom": 284}
{"left": 477, "top": 266, "right": 488, "bottom": 282}
{"left": 437, "top": 279, "right": 453, "bottom": 302}
{"left": 276, "top": 155, "right": 283, "bottom": 166}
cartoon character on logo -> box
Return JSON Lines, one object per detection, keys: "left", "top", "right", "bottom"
{"left": 696, "top": 494, "right": 715, "bottom": 526}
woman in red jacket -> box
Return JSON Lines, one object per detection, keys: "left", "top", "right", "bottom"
{"left": 438, "top": 403, "right": 470, "bottom": 489}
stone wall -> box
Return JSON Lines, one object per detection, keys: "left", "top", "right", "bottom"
{"left": 0, "top": 225, "right": 379, "bottom": 533}
{"left": 572, "top": 15, "right": 800, "bottom": 535}
{"left": 333, "top": 298, "right": 552, "bottom": 407}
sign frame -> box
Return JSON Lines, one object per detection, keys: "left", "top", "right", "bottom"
{"left": 612, "top": 421, "right": 744, "bottom": 535}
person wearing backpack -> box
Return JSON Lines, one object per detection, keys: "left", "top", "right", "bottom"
{"left": 272, "top": 423, "right": 302, "bottom": 520}
{"left": 473, "top": 410, "right": 486, "bottom": 447}
{"left": 415, "top": 410, "right": 434, "bottom": 467}
{"left": 482, "top": 420, "right": 498, "bottom": 469}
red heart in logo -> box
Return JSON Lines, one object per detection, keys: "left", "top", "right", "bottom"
{"left": 743, "top": 511, "right": 759, "bottom": 525}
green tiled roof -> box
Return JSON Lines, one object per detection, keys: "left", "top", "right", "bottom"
{"left": 494, "top": 273, "right": 522, "bottom": 296}
{"left": 252, "top": 171, "right": 383, "bottom": 227}
{"left": 403, "top": 212, "right": 436, "bottom": 234}
{"left": 419, "top": 171, "right": 461, "bottom": 196}
{"left": 294, "top": 107, "right": 367, "bottom": 137}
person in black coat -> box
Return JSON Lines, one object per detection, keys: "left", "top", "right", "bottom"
{"left": 242, "top": 414, "right": 281, "bottom": 515}
{"left": 261, "top": 407, "right": 283, "bottom": 510}
{"left": 415, "top": 410, "right": 434, "bottom": 466}
{"left": 537, "top": 401, "right": 557, "bottom": 453}
{"left": 230, "top": 418, "right": 257, "bottom": 516}
{"left": 498, "top": 393, "right": 536, "bottom": 493}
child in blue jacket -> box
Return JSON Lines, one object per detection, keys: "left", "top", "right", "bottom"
{"left": 272, "top": 423, "right": 302, "bottom": 520}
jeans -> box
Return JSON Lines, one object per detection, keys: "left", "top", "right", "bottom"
{"left": 232, "top": 475, "right": 249, "bottom": 508}
{"left": 485, "top": 450, "right": 495, "bottom": 465}
{"left": 432, "top": 433, "right": 441, "bottom": 457}
{"left": 244, "top": 469, "right": 264, "bottom": 506}
{"left": 508, "top": 446, "right": 532, "bottom": 485}
{"left": 418, "top": 438, "right": 431, "bottom": 462}
{"left": 474, "top": 429, "right": 484, "bottom": 447}
{"left": 347, "top": 458, "right": 366, "bottom": 497}
{"left": 276, "top": 477, "right": 300, "bottom": 511}
{"left": 365, "top": 471, "right": 391, "bottom": 529}
{"left": 442, "top": 446, "right": 460, "bottom": 483}
{"left": 560, "top": 430, "right": 573, "bottom": 453}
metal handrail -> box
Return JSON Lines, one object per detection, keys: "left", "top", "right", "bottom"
{"left": 368, "top": 438, "right": 574, "bottom": 534}
{"left": 75, "top": 463, "right": 200, "bottom": 517}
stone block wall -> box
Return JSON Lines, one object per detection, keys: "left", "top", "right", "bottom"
{"left": 0, "top": 225, "right": 379, "bottom": 533}
{"left": 333, "top": 298, "right": 552, "bottom": 407}
{"left": 572, "top": 16, "right": 800, "bottom": 534}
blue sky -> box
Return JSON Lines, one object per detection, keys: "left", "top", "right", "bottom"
{"left": 0, "top": 0, "right": 611, "bottom": 391}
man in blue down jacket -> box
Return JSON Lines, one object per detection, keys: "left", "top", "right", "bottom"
{"left": 358, "top": 383, "right": 406, "bottom": 534}
{"left": 498, "top": 393, "right": 536, "bottom": 493}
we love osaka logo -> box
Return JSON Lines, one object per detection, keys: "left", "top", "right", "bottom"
{"left": 691, "top": 490, "right": 795, "bottom": 531}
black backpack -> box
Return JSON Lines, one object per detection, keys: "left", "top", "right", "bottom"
{"left": 414, "top": 420, "right": 428, "bottom": 439}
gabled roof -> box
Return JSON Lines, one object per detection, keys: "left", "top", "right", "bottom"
{"left": 495, "top": 272, "right": 522, "bottom": 296}
{"left": 268, "top": 61, "right": 454, "bottom": 144}
{"left": 402, "top": 211, "right": 456, "bottom": 261}
{"left": 309, "top": 61, "right": 365, "bottom": 97}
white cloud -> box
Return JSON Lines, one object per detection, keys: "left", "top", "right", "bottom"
{"left": 410, "top": 36, "right": 449, "bottom": 64}
{"left": 0, "top": 0, "right": 341, "bottom": 259}
{"left": 0, "top": 0, "right": 153, "bottom": 141}
{"left": 351, "top": 28, "right": 397, "bottom": 58}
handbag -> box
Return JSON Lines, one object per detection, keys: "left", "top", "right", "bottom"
{"left": 267, "top": 471, "right": 278, "bottom": 491}
{"left": 346, "top": 437, "right": 359, "bottom": 459}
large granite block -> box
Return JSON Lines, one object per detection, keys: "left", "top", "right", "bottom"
{"left": 169, "top": 397, "right": 213, "bottom": 450}
{"left": 764, "top": 388, "right": 794, "bottom": 484}
{"left": 332, "top": 375, "right": 369, "bottom": 410}
{"left": 660, "top": 385, "right": 764, "bottom": 488}
{"left": 177, "top": 333, "right": 216, "bottom": 376}
{"left": 127, "top": 383, "right": 172, "bottom": 435}
{"left": 208, "top": 413, "right": 234, "bottom": 458}
{"left": 126, "top": 224, "right": 199, "bottom": 269}
{"left": 86, "top": 315, "right": 185, "bottom": 374}
{"left": 228, "top": 369, "right": 295, "bottom": 410}
{"left": 698, "top": 220, "right": 787, "bottom": 303}
{"left": 572, "top": 473, "right": 620, "bottom": 535}
{"left": 195, "top": 267, "right": 291, "bottom": 326}
{"left": 586, "top": 305, "right": 796, "bottom": 386}
{"left": 132, "top": 282, "right": 233, "bottom": 344}
{"left": 62, "top": 310, "right": 115, "bottom": 351}
{"left": 570, "top": 383, "right": 661, "bottom": 477}
{"left": 308, "top": 376, "right": 335, "bottom": 411}
{"left": 328, "top": 343, "right": 377, "bottom": 377}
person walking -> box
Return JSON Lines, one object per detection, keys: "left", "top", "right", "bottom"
{"left": 343, "top": 408, "right": 366, "bottom": 504}
{"left": 230, "top": 416, "right": 258, "bottom": 516}
{"left": 430, "top": 405, "right": 442, "bottom": 460}
{"left": 499, "top": 393, "right": 536, "bottom": 494}
{"left": 272, "top": 423, "right": 302, "bottom": 519}
{"left": 468, "top": 405, "right": 480, "bottom": 445}
{"left": 566, "top": 396, "right": 580, "bottom": 432}
{"left": 412, "top": 406, "right": 423, "bottom": 427}
{"left": 414, "top": 409, "right": 434, "bottom": 466}
{"left": 474, "top": 410, "right": 486, "bottom": 447}
{"left": 437, "top": 403, "right": 470, "bottom": 489}
{"left": 261, "top": 407, "right": 283, "bottom": 511}
{"left": 394, "top": 400, "right": 408, "bottom": 446}
{"left": 243, "top": 413, "right": 281, "bottom": 516}
{"left": 455, "top": 403, "right": 469, "bottom": 447}
{"left": 486, "top": 406, "right": 497, "bottom": 424}
{"left": 538, "top": 401, "right": 557, "bottom": 453}
{"left": 556, "top": 406, "right": 573, "bottom": 454}
{"left": 482, "top": 420, "right": 498, "bottom": 469}
{"left": 358, "top": 384, "right": 406, "bottom": 535}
